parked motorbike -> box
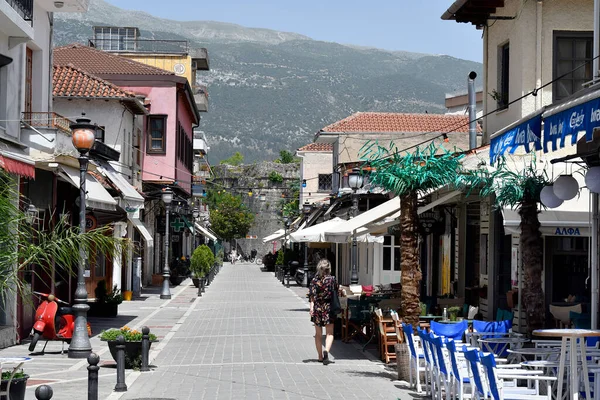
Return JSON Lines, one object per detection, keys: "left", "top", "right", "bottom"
{"left": 294, "top": 267, "right": 315, "bottom": 287}
{"left": 29, "top": 291, "right": 91, "bottom": 353}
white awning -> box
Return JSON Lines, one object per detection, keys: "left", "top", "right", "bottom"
{"left": 418, "top": 190, "right": 462, "bottom": 215}
{"left": 323, "top": 197, "right": 400, "bottom": 241}
{"left": 96, "top": 161, "right": 145, "bottom": 210}
{"left": 129, "top": 217, "right": 153, "bottom": 246}
{"left": 290, "top": 217, "right": 346, "bottom": 243}
{"left": 502, "top": 194, "right": 591, "bottom": 237}
{"left": 195, "top": 222, "right": 217, "bottom": 241}
{"left": 58, "top": 165, "right": 117, "bottom": 212}
{"left": 262, "top": 229, "right": 285, "bottom": 243}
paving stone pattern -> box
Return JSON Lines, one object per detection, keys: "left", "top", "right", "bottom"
{"left": 120, "top": 263, "right": 410, "bottom": 400}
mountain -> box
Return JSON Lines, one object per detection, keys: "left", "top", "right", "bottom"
{"left": 54, "top": 0, "right": 483, "bottom": 163}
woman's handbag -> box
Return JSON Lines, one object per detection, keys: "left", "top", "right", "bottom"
{"left": 330, "top": 288, "right": 342, "bottom": 317}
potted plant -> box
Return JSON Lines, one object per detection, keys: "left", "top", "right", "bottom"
{"left": 0, "top": 370, "right": 29, "bottom": 400}
{"left": 216, "top": 248, "right": 224, "bottom": 266}
{"left": 89, "top": 281, "right": 122, "bottom": 318}
{"left": 100, "top": 326, "right": 158, "bottom": 369}
{"left": 448, "top": 306, "right": 461, "bottom": 321}
{"left": 190, "top": 245, "right": 214, "bottom": 288}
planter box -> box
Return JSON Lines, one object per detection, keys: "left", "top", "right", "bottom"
{"left": 1, "top": 375, "right": 29, "bottom": 400}
{"left": 151, "top": 274, "right": 163, "bottom": 286}
{"left": 105, "top": 340, "right": 155, "bottom": 369}
{"left": 88, "top": 302, "right": 118, "bottom": 318}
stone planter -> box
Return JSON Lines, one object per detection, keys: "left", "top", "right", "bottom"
{"left": 395, "top": 343, "right": 410, "bottom": 382}
{"left": 0, "top": 375, "right": 29, "bottom": 400}
{"left": 105, "top": 340, "right": 155, "bottom": 369}
{"left": 192, "top": 277, "right": 200, "bottom": 288}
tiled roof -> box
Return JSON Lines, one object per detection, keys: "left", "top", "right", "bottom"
{"left": 322, "top": 112, "right": 482, "bottom": 133}
{"left": 297, "top": 143, "right": 333, "bottom": 152}
{"left": 54, "top": 44, "right": 175, "bottom": 76}
{"left": 53, "top": 65, "right": 137, "bottom": 99}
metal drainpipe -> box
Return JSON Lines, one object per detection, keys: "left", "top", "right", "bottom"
{"left": 468, "top": 71, "right": 477, "bottom": 150}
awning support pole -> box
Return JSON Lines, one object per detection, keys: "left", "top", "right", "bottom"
{"left": 592, "top": 193, "right": 599, "bottom": 330}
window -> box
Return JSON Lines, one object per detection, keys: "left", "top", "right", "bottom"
{"left": 496, "top": 42, "right": 510, "bottom": 110}
{"left": 93, "top": 27, "right": 138, "bottom": 51}
{"left": 25, "top": 47, "right": 32, "bottom": 115}
{"left": 553, "top": 31, "right": 593, "bottom": 101}
{"left": 147, "top": 115, "right": 167, "bottom": 154}
{"left": 175, "top": 121, "right": 193, "bottom": 172}
{"left": 96, "top": 126, "right": 105, "bottom": 143}
{"left": 318, "top": 174, "right": 332, "bottom": 192}
{"left": 382, "top": 235, "right": 401, "bottom": 271}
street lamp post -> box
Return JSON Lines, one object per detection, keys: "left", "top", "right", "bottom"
{"left": 348, "top": 168, "right": 364, "bottom": 285}
{"left": 192, "top": 208, "right": 200, "bottom": 247}
{"left": 302, "top": 201, "right": 312, "bottom": 287}
{"left": 160, "top": 188, "right": 173, "bottom": 299}
{"left": 283, "top": 216, "right": 289, "bottom": 251}
{"left": 68, "top": 117, "right": 97, "bottom": 359}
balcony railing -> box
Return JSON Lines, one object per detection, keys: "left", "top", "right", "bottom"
{"left": 22, "top": 112, "right": 73, "bottom": 134}
{"left": 88, "top": 38, "right": 189, "bottom": 55}
{"left": 5, "top": 0, "right": 33, "bottom": 22}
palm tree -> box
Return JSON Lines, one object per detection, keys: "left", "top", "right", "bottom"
{"left": 0, "top": 172, "right": 129, "bottom": 300}
{"left": 363, "top": 143, "right": 465, "bottom": 327}
{"left": 465, "top": 157, "right": 549, "bottom": 333}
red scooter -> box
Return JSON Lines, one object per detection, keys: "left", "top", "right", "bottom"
{"left": 29, "top": 291, "right": 91, "bottom": 353}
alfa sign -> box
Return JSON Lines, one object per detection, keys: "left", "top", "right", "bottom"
{"left": 554, "top": 227, "right": 581, "bottom": 236}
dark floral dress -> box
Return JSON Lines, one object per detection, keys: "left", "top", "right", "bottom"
{"left": 309, "top": 275, "right": 339, "bottom": 327}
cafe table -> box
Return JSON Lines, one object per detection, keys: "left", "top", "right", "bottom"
{"left": 533, "top": 328, "right": 600, "bottom": 400}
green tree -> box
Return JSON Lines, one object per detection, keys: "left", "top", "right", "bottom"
{"left": 464, "top": 157, "right": 550, "bottom": 333}
{"left": 209, "top": 192, "right": 255, "bottom": 241}
{"left": 363, "top": 143, "right": 465, "bottom": 327}
{"left": 276, "top": 150, "right": 296, "bottom": 164}
{"left": 0, "top": 172, "right": 129, "bottom": 298}
{"left": 220, "top": 151, "right": 244, "bottom": 166}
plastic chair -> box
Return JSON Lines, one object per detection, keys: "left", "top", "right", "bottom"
{"left": 418, "top": 328, "right": 438, "bottom": 399}
{"left": 463, "top": 348, "right": 487, "bottom": 400}
{"left": 431, "top": 334, "right": 452, "bottom": 400}
{"left": 549, "top": 304, "right": 582, "bottom": 328}
{"left": 446, "top": 339, "right": 472, "bottom": 400}
{"left": 403, "top": 323, "right": 427, "bottom": 394}
{"left": 431, "top": 320, "right": 468, "bottom": 342}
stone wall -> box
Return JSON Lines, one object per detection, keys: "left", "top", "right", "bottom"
{"left": 211, "top": 162, "right": 300, "bottom": 258}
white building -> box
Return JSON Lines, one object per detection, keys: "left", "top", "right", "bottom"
{"left": 296, "top": 143, "right": 333, "bottom": 207}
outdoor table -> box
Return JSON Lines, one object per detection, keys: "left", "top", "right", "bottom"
{"left": 508, "top": 347, "right": 560, "bottom": 363}
{"left": 478, "top": 337, "right": 529, "bottom": 361}
{"left": 533, "top": 328, "right": 600, "bottom": 400}
{"left": 0, "top": 357, "right": 32, "bottom": 398}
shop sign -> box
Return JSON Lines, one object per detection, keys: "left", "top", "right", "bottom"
{"left": 490, "top": 114, "right": 542, "bottom": 165}
{"left": 418, "top": 210, "right": 444, "bottom": 236}
{"left": 85, "top": 214, "right": 97, "bottom": 231}
{"left": 544, "top": 96, "right": 600, "bottom": 152}
{"left": 554, "top": 227, "right": 581, "bottom": 236}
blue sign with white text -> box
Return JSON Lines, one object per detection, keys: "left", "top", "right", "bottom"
{"left": 490, "top": 115, "right": 542, "bottom": 165}
{"left": 543, "top": 96, "right": 600, "bottom": 152}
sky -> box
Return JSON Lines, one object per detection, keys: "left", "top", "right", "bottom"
{"left": 103, "top": 0, "right": 483, "bottom": 62}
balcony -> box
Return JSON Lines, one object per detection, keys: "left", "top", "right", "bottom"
{"left": 193, "top": 85, "right": 208, "bottom": 112}
{"left": 22, "top": 112, "right": 73, "bottom": 134}
{"left": 0, "top": 0, "right": 34, "bottom": 39}
{"left": 88, "top": 38, "right": 189, "bottom": 55}
{"left": 191, "top": 48, "right": 209, "bottom": 71}
{"left": 37, "top": 0, "right": 89, "bottom": 12}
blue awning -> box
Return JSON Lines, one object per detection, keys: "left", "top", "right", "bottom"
{"left": 489, "top": 113, "right": 542, "bottom": 165}
{"left": 543, "top": 89, "right": 600, "bottom": 152}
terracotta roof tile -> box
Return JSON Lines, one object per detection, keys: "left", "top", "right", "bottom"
{"left": 297, "top": 143, "right": 333, "bottom": 152}
{"left": 322, "top": 112, "right": 482, "bottom": 134}
{"left": 53, "top": 64, "right": 137, "bottom": 99}
{"left": 54, "top": 44, "right": 175, "bottom": 76}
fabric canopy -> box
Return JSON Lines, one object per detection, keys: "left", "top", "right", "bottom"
{"left": 262, "top": 229, "right": 285, "bottom": 243}
{"left": 96, "top": 161, "right": 144, "bottom": 209}
{"left": 290, "top": 217, "right": 346, "bottom": 243}
{"left": 195, "top": 223, "right": 217, "bottom": 241}
{"left": 323, "top": 197, "right": 400, "bottom": 242}
{"left": 58, "top": 165, "right": 117, "bottom": 212}
{"left": 129, "top": 216, "right": 153, "bottom": 246}
{"left": 0, "top": 146, "right": 35, "bottom": 179}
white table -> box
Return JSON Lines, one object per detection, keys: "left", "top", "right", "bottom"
{"left": 0, "top": 357, "right": 32, "bottom": 398}
{"left": 533, "top": 329, "right": 600, "bottom": 400}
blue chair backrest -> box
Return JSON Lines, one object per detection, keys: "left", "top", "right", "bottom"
{"left": 430, "top": 320, "right": 468, "bottom": 341}
{"left": 417, "top": 328, "right": 432, "bottom": 365}
{"left": 472, "top": 319, "right": 512, "bottom": 339}
{"left": 403, "top": 323, "right": 418, "bottom": 359}
{"left": 446, "top": 339, "right": 462, "bottom": 381}
{"left": 463, "top": 348, "right": 485, "bottom": 397}
{"left": 480, "top": 353, "right": 500, "bottom": 400}
{"left": 431, "top": 334, "right": 449, "bottom": 375}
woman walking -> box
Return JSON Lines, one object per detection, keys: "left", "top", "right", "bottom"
{"left": 309, "top": 259, "right": 338, "bottom": 364}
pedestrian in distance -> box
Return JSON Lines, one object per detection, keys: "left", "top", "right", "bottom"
{"left": 309, "top": 259, "right": 339, "bottom": 364}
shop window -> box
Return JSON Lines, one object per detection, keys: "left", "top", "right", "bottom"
{"left": 553, "top": 31, "right": 593, "bottom": 101}
{"left": 383, "top": 235, "right": 401, "bottom": 271}
{"left": 147, "top": 115, "right": 167, "bottom": 154}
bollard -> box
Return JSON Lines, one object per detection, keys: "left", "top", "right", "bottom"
{"left": 286, "top": 270, "right": 290, "bottom": 288}
{"left": 114, "top": 335, "right": 128, "bottom": 392}
{"left": 201, "top": 276, "right": 206, "bottom": 293}
{"left": 35, "top": 385, "right": 53, "bottom": 400}
{"left": 197, "top": 278, "right": 202, "bottom": 297}
{"left": 87, "top": 353, "right": 100, "bottom": 400}
{"left": 141, "top": 326, "right": 150, "bottom": 372}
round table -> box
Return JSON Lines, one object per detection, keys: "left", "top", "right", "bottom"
{"left": 478, "top": 337, "right": 529, "bottom": 359}
{"left": 507, "top": 347, "right": 560, "bottom": 363}
{"left": 0, "top": 357, "right": 32, "bottom": 398}
{"left": 533, "top": 328, "right": 600, "bottom": 400}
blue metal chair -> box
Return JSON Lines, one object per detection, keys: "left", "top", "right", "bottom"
{"left": 431, "top": 334, "right": 452, "bottom": 400}
{"left": 446, "top": 339, "right": 471, "bottom": 400}
{"left": 431, "top": 320, "right": 468, "bottom": 342}
{"left": 403, "top": 323, "right": 427, "bottom": 394}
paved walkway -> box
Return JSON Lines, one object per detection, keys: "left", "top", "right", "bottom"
{"left": 0, "top": 263, "right": 415, "bottom": 399}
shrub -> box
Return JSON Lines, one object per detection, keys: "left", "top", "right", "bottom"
{"left": 191, "top": 245, "right": 215, "bottom": 277}
{"left": 95, "top": 281, "right": 123, "bottom": 304}
{"left": 268, "top": 171, "right": 284, "bottom": 183}
{"left": 216, "top": 248, "right": 224, "bottom": 266}
{"left": 275, "top": 249, "right": 284, "bottom": 266}
{"left": 100, "top": 326, "right": 157, "bottom": 342}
